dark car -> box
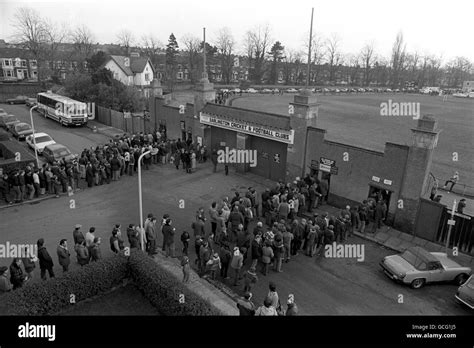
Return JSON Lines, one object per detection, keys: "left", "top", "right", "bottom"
{"left": 6, "top": 96, "right": 28, "bottom": 105}
{"left": 25, "top": 98, "right": 37, "bottom": 107}
{"left": 43, "top": 144, "right": 77, "bottom": 164}
{"left": 10, "top": 122, "right": 34, "bottom": 140}
{"left": 0, "top": 114, "right": 21, "bottom": 129}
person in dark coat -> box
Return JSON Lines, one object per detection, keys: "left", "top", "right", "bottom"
{"left": 181, "top": 230, "right": 190, "bottom": 256}
{"left": 75, "top": 240, "right": 89, "bottom": 266}
{"left": 9, "top": 258, "right": 27, "bottom": 289}
{"left": 37, "top": 238, "right": 55, "bottom": 280}
{"left": 236, "top": 292, "right": 256, "bottom": 316}
{"left": 73, "top": 224, "right": 85, "bottom": 246}
{"left": 145, "top": 217, "right": 157, "bottom": 256}
{"left": 90, "top": 237, "right": 102, "bottom": 262}
{"left": 163, "top": 218, "right": 176, "bottom": 258}
{"left": 285, "top": 294, "right": 298, "bottom": 316}
{"left": 219, "top": 244, "right": 231, "bottom": 279}
{"left": 251, "top": 235, "right": 262, "bottom": 270}
{"left": 85, "top": 163, "right": 94, "bottom": 187}
{"left": 56, "top": 239, "right": 71, "bottom": 272}
{"left": 127, "top": 224, "right": 140, "bottom": 249}
{"left": 211, "top": 149, "right": 218, "bottom": 173}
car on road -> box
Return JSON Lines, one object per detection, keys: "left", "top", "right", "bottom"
{"left": 286, "top": 88, "right": 298, "bottom": 93}
{"left": 245, "top": 88, "right": 258, "bottom": 93}
{"left": 43, "top": 143, "right": 77, "bottom": 164}
{"left": 10, "top": 122, "right": 34, "bottom": 140}
{"left": 6, "top": 95, "right": 29, "bottom": 105}
{"left": 0, "top": 108, "right": 7, "bottom": 117}
{"left": 26, "top": 132, "right": 56, "bottom": 155}
{"left": 358, "top": 88, "right": 366, "bottom": 92}
{"left": 380, "top": 246, "right": 472, "bottom": 289}
{"left": 230, "top": 88, "right": 241, "bottom": 93}
{"left": 261, "top": 88, "right": 272, "bottom": 94}
{"left": 455, "top": 274, "right": 474, "bottom": 309}
{"left": 0, "top": 114, "right": 21, "bottom": 129}
{"left": 25, "top": 98, "right": 37, "bottom": 107}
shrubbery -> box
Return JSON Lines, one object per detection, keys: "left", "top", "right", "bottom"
{"left": 128, "top": 250, "right": 222, "bottom": 316}
{"left": 0, "top": 250, "right": 223, "bottom": 315}
{"left": 0, "top": 254, "right": 129, "bottom": 315}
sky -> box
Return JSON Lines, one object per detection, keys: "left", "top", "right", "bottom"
{"left": 1, "top": 0, "right": 473, "bottom": 64}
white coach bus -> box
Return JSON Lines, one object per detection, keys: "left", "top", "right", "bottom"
{"left": 36, "top": 92, "right": 91, "bottom": 126}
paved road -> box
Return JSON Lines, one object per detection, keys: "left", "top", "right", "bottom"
{"left": 0, "top": 103, "right": 111, "bottom": 159}
{"left": 0, "top": 161, "right": 470, "bottom": 315}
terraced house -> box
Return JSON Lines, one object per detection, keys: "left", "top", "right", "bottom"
{"left": 0, "top": 48, "right": 38, "bottom": 82}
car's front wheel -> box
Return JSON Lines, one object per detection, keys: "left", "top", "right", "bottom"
{"left": 454, "top": 274, "right": 468, "bottom": 286}
{"left": 411, "top": 278, "right": 426, "bottom": 289}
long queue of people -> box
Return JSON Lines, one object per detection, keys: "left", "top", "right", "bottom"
{"left": 0, "top": 223, "right": 134, "bottom": 293}
{"left": 0, "top": 130, "right": 210, "bottom": 205}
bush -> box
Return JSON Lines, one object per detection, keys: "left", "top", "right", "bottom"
{"left": 128, "top": 250, "right": 222, "bottom": 316}
{"left": 0, "top": 254, "right": 129, "bottom": 315}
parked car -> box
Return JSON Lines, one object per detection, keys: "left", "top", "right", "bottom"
{"left": 272, "top": 88, "right": 280, "bottom": 93}
{"left": 334, "top": 88, "right": 341, "bottom": 93}
{"left": 455, "top": 274, "right": 474, "bottom": 309}
{"left": 261, "top": 88, "right": 272, "bottom": 93}
{"left": 220, "top": 89, "right": 229, "bottom": 93}
{"left": 0, "top": 108, "right": 7, "bottom": 117}
{"left": 385, "top": 88, "right": 393, "bottom": 92}
{"left": 366, "top": 88, "right": 374, "bottom": 92}
{"left": 6, "top": 95, "right": 29, "bottom": 105}
{"left": 26, "top": 132, "right": 56, "bottom": 155}
{"left": 10, "top": 122, "right": 34, "bottom": 140}
{"left": 231, "top": 88, "right": 241, "bottom": 93}
{"left": 25, "top": 98, "right": 37, "bottom": 107}
{"left": 322, "top": 88, "right": 330, "bottom": 93}
{"left": 349, "top": 88, "right": 357, "bottom": 93}
{"left": 43, "top": 144, "right": 77, "bottom": 164}
{"left": 0, "top": 114, "right": 20, "bottom": 129}
{"left": 286, "top": 88, "right": 298, "bottom": 93}
{"left": 246, "top": 88, "right": 258, "bottom": 94}
{"left": 358, "top": 88, "right": 366, "bottom": 92}
{"left": 380, "top": 246, "right": 472, "bottom": 289}
{"left": 340, "top": 88, "right": 348, "bottom": 93}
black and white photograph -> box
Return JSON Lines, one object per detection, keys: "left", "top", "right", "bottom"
{"left": 0, "top": 0, "right": 473, "bottom": 345}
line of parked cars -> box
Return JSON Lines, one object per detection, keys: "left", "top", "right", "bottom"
{"left": 380, "top": 246, "right": 473, "bottom": 310}
{"left": 0, "top": 107, "right": 77, "bottom": 164}
{"left": 218, "top": 87, "right": 424, "bottom": 95}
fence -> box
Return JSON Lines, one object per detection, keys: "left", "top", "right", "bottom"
{"left": 415, "top": 198, "right": 473, "bottom": 255}
{"left": 96, "top": 105, "right": 145, "bottom": 134}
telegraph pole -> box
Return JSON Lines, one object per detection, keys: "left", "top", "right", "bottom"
{"left": 306, "top": 7, "right": 314, "bottom": 88}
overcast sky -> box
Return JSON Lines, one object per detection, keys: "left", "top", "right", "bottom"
{"left": 1, "top": 0, "right": 473, "bottom": 63}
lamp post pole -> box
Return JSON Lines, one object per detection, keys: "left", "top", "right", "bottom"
{"left": 29, "top": 105, "right": 39, "bottom": 168}
{"left": 138, "top": 150, "right": 150, "bottom": 251}
{"left": 445, "top": 199, "right": 456, "bottom": 255}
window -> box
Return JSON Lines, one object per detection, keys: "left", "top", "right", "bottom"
{"left": 6, "top": 70, "right": 12, "bottom": 77}
{"left": 177, "top": 72, "right": 183, "bottom": 80}
{"left": 145, "top": 73, "right": 150, "bottom": 81}
{"left": 4, "top": 59, "right": 11, "bottom": 66}
{"left": 30, "top": 60, "right": 37, "bottom": 68}
{"left": 21, "top": 60, "right": 27, "bottom": 67}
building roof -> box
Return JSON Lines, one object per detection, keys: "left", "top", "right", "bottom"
{"left": 108, "top": 55, "right": 155, "bottom": 76}
{"left": 109, "top": 55, "right": 133, "bottom": 76}
{"left": 202, "top": 103, "right": 291, "bottom": 131}
{"left": 0, "top": 47, "right": 35, "bottom": 60}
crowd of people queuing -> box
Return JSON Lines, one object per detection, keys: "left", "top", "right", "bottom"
{"left": 0, "top": 133, "right": 391, "bottom": 315}
{"left": 0, "top": 128, "right": 213, "bottom": 205}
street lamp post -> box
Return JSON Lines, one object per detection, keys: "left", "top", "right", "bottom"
{"left": 445, "top": 199, "right": 456, "bottom": 255}
{"left": 138, "top": 150, "right": 151, "bottom": 251}
{"left": 29, "top": 105, "right": 39, "bottom": 168}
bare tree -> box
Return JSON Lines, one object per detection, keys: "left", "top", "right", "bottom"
{"left": 141, "top": 34, "right": 162, "bottom": 74}
{"left": 360, "top": 42, "right": 375, "bottom": 86}
{"left": 116, "top": 29, "right": 135, "bottom": 54}
{"left": 243, "top": 24, "right": 271, "bottom": 84}
{"left": 43, "top": 20, "right": 70, "bottom": 78}
{"left": 325, "top": 34, "right": 342, "bottom": 83}
{"left": 181, "top": 34, "right": 201, "bottom": 83}
{"left": 390, "top": 31, "right": 407, "bottom": 88}
{"left": 71, "top": 25, "right": 95, "bottom": 65}
{"left": 11, "top": 7, "right": 48, "bottom": 81}
{"left": 214, "top": 27, "right": 235, "bottom": 84}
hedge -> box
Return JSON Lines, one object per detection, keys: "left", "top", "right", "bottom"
{"left": 0, "top": 251, "right": 223, "bottom": 315}
{"left": 128, "top": 250, "right": 222, "bottom": 316}
{"left": 0, "top": 254, "right": 129, "bottom": 315}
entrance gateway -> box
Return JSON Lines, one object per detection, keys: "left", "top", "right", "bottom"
{"left": 199, "top": 105, "right": 294, "bottom": 181}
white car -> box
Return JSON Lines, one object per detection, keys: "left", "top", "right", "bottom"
{"left": 380, "top": 246, "right": 471, "bottom": 289}
{"left": 286, "top": 88, "right": 298, "bottom": 93}
{"left": 220, "top": 89, "right": 229, "bottom": 93}
{"left": 231, "top": 88, "right": 241, "bottom": 93}
{"left": 246, "top": 88, "right": 258, "bottom": 94}
{"left": 26, "top": 132, "right": 56, "bottom": 155}
{"left": 453, "top": 92, "right": 469, "bottom": 98}
{"left": 261, "top": 88, "right": 272, "bottom": 93}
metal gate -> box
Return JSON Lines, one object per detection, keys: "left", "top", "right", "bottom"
{"left": 436, "top": 208, "right": 473, "bottom": 255}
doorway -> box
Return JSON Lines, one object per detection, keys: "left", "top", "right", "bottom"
{"left": 368, "top": 185, "right": 392, "bottom": 221}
